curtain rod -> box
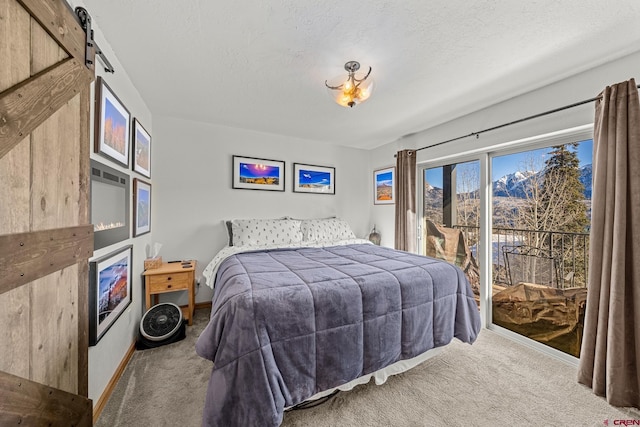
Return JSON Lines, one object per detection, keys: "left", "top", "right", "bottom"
{"left": 405, "top": 84, "right": 640, "bottom": 154}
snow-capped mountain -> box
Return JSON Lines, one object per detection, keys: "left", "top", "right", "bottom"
{"left": 493, "top": 165, "right": 592, "bottom": 199}
{"left": 492, "top": 170, "right": 537, "bottom": 198}
{"left": 425, "top": 164, "right": 592, "bottom": 199}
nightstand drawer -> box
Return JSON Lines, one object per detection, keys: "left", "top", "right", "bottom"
{"left": 148, "top": 272, "right": 190, "bottom": 293}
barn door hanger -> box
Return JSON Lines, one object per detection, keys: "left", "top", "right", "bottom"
{"left": 75, "top": 7, "right": 115, "bottom": 73}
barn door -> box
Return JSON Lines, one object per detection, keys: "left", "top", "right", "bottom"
{"left": 0, "top": 0, "right": 95, "bottom": 424}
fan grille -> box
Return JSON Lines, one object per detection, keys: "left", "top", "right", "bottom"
{"left": 140, "top": 303, "right": 183, "bottom": 341}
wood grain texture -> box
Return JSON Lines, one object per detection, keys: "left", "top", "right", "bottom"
{"left": 0, "top": 0, "right": 95, "bottom": 415}
{"left": 24, "top": 5, "right": 85, "bottom": 395}
{"left": 0, "top": 138, "right": 30, "bottom": 235}
{"left": 16, "top": 0, "right": 85, "bottom": 62}
{"left": 31, "top": 93, "right": 81, "bottom": 230}
{"left": 78, "top": 87, "right": 90, "bottom": 231}
{"left": 0, "top": 369, "right": 91, "bottom": 427}
{"left": 0, "top": 225, "right": 93, "bottom": 296}
{"left": 0, "top": 57, "right": 91, "bottom": 160}
{"left": 0, "top": 0, "right": 32, "bottom": 383}
{"left": 76, "top": 261, "right": 89, "bottom": 397}
{"left": 0, "top": 0, "right": 30, "bottom": 93}
{"left": 0, "top": 287, "right": 30, "bottom": 379}
{"left": 30, "top": 266, "right": 78, "bottom": 392}
{"left": 31, "top": 15, "right": 68, "bottom": 75}
{"left": 77, "top": 86, "right": 91, "bottom": 398}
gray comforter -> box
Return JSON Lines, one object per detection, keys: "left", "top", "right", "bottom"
{"left": 196, "top": 244, "right": 481, "bottom": 426}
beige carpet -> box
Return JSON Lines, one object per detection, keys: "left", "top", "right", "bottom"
{"left": 95, "top": 309, "right": 639, "bottom": 427}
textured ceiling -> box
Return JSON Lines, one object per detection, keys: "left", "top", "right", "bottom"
{"left": 82, "top": 0, "right": 640, "bottom": 149}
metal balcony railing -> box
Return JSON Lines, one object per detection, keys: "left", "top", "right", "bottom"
{"left": 451, "top": 225, "right": 589, "bottom": 288}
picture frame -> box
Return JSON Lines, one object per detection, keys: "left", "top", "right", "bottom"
{"left": 232, "top": 155, "right": 285, "bottom": 191}
{"left": 133, "top": 178, "right": 151, "bottom": 237}
{"left": 89, "top": 245, "right": 133, "bottom": 346}
{"left": 293, "top": 163, "right": 335, "bottom": 194}
{"left": 374, "top": 166, "right": 395, "bottom": 205}
{"left": 132, "top": 118, "right": 151, "bottom": 178}
{"left": 94, "top": 77, "right": 131, "bottom": 167}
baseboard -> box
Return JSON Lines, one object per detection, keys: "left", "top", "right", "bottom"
{"left": 195, "top": 301, "right": 212, "bottom": 311}
{"left": 92, "top": 304, "right": 210, "bottom": 422}
{"left": 92, "top": 340, "right": 136, "bottom": 423}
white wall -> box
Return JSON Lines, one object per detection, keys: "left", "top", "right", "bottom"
{"left": 151, "top": 116, "right": 370, "bottom": 304}
{"left": 70, "top": 0, "right": 154, "bottom": 404}
{"left": 369, "top": 49, "right": 640, "bottom": 245}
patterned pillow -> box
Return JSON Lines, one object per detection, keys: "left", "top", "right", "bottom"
{"left": 231, "top": 219, "right": 303, "bottom": 247}
{"left": 301, "top": 218, "right": 356, "bottom": 242}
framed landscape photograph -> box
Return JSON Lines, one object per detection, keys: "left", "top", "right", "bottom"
{"left": 89, "top": 245, "right": 133, "bottom": 346}
{"left": 132, "top": 119, "right": 151, "bottom": 178}
{"left": 94, "top": 77, "right": 131, "bottom": 167}
{"left": 133, "top": 178, "right": 151, "bottom": 237}
{"left": 232, "top": 155, "right": 285, "bottom": 191}
{"left": 293, "top": 163, "right": 335, "bottom": 194}
{"left": 374, "top": 166, "right": 395, "bottom": 204}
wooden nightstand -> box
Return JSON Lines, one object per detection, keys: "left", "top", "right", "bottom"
{"left": 143, "top": 260, "right": 196, "bottom": 326}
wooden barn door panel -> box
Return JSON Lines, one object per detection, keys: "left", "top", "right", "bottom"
{"left": 0, "top": 0, "right": 94, "bottom": 421}
{"left": 31, "top": 95, "right": 81, "bottom": 230}
{"left": 0, "top": 0, "right": 30, "bottom": 89}
{"left": 0, "top": 289, "right": 30, "bottom": 379}
{"left": 30, "top": 266, "right": 79, "bottom": 392}
{"left": 31, "top": 15, "right": 68, "bottom": 74}
{"left": 29, "top": 71, "right": 82, "bottom": 392}
{"left": 0, "top": 0, "right": 33, "bottom": 382}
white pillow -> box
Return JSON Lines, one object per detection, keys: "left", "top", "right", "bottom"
{"left": 301, "top": 218, "right": 356, "bottom": 242}
{"left": 231, "top": 219, "right": 303, "bottom": 247}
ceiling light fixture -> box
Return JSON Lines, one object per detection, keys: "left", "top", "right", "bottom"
{"left": 325, "top": 61, "right": 374, "bottom": 108}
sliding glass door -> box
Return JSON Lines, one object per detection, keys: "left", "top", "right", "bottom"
{"left": 490, "top": 139, "right": 592, "bottom": 357}
{"left": 419, "top": 132, "right": 592, "bottom": 359}
{"left": 421, "top": 159, "right": 481, "bottom": 308}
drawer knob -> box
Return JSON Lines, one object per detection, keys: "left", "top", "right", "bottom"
{"left": 167, "top": 284, "right": 172, "bottom": 288}
{"left": 167, "top": 276, "right": 172, "bottom": 280}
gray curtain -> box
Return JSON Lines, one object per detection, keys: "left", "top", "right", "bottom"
{"left": 394, "top": 149, "right": 416, "bottom": 252}
{"left": 577, "top": 78, "right": 640, "bottom": 408}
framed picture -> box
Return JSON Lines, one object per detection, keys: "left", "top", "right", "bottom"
{"left": 132, "top": 119, "right": 151, "bottom": 178}
{"left": 133, "top": 178, "right": 151, "bottom": 237}
{"left": 94, "top": 77, "right": 131, "bottom": 167}
{"left": 374, "top": 166, "right": 395, "bottom": 205}
{"left": 89, "top": 245, "right": 133, "bottom": 346}
{"left": 293, "top": 163, "right": 335, "bottom": 194}
{"left": 232, "top": 155, "right": 285, "bottom": 191}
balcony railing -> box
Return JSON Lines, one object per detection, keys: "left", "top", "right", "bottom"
{"left": 452, "top": 225, "right": 589, "bottom": 288}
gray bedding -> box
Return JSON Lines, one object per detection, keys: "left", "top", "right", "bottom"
{"left": 196, "top": 244, "right": 481, "bottom": 426}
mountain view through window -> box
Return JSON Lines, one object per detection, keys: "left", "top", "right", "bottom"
{"left": 423, "top": 139, "right": 592, "bottom": 357}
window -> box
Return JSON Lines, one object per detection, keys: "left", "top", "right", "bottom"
{"left": 421, "top": 159, "right": 481, "bottom": 308}
{"left": 491, "top": 140, "right": 591, "bottom": 357}
{"left": 419, "top": 130, "right": 593, "bottom": 360}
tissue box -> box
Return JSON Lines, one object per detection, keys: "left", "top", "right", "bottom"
{"left": 144, "top": 256, "right": 163, "bottom": 270}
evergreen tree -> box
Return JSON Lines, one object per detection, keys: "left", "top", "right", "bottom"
{"left": 538, "top": 143, "right": 589, "bottom": 286}
{"left": 539, "top": 143, "right": 588, "bottom": 233}
{"left": 513, "top": 143, "right": 589, "bottom": 287}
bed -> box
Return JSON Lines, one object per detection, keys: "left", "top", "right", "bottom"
{"left": 196, "top": 218, "right": 481, "bottom": 426}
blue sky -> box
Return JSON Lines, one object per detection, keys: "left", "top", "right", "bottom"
{"left": 105, "top": 97, "right": 127, "bottom": 128}
{"left": 425, "top": 139, "right": 592, "bottom": 189}
{"left": 299, "top": 169, "right": 330, "bottom": 186}
{"left": 376, "top": 171, "right": 393, "bottom": 186}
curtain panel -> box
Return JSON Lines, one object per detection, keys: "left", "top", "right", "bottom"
{"left": 577, "top": 78, "right": 640, "bottom": 409}
{"left": 394, "top": 149, "right": 417, "bottom": 252}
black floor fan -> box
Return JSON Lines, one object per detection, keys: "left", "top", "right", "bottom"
{"left": 137, "top": 303, "right": 186, "bottom": 350}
